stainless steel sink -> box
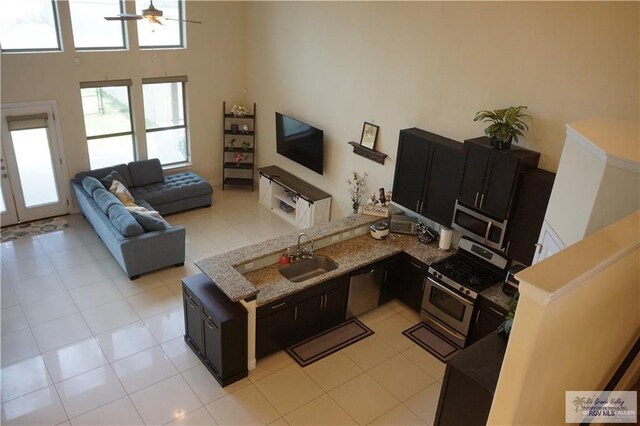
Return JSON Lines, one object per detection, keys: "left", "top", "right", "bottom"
{"left": 279, "top": 256, "right": 339, "bottom": 283}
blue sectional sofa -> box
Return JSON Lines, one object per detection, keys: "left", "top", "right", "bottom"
{"left": 71, "top": 159, "right": 213, "bottom": 278}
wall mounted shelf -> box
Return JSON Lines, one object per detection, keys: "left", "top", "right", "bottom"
{"left": 348, "top": 141, "right": 388, "bottom": 165}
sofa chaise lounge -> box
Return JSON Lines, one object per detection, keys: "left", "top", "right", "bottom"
{"left": 71, "top": 159, "right": 213, "bottom": 278}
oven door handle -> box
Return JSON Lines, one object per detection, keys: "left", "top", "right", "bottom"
{"left": 426, "top": 276, "right": 468, "bottom": 303}
{"left": 427, "top": 315, "right": 466, "bottom": 341}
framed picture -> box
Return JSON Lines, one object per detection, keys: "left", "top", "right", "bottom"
{"left": 360, "top": 122, "right": 379, "bottom": 150}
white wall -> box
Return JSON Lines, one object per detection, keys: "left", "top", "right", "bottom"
{"left": 1, "top": 1, "right": 248, "bottom": 186}
{"left": 246, "top": 1, "right": 639, "bottom": 219}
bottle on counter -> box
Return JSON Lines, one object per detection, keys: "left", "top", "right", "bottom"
{"left": 278, "top": 248, "right": 291, "bottom": 265}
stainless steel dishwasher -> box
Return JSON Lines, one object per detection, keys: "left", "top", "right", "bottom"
{"left": 346, "top": 263, "right": 385, "bottom": 318}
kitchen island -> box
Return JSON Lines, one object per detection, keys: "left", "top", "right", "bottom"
{"left": 194, "top": 213, "right": 453, "bottom": 370}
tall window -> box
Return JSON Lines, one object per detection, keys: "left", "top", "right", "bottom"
{"left": 0, "top": 0, "right": 61, "bottom": 52}
{"left": 136, "top": 0, "right": 184, "bottom": 48}
{"left": 142, "top": 76, "right": 189, "bottom": 165}
{"left": 68, "top": 0, "right": 126, "bottom": 50}
{"left": 80, "top": 80, "right": 135, "bottom": 169}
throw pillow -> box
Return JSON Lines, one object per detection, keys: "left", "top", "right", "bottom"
{"left": 107, "top": 204, "right": 145, "bottom": 237}
{"left": 100, "top": 170, "right": 128, "bottom": 190}
{"left": 109, "top": 180, "right": 136, "bottom": 207}
{"left": 93, "top": 188, "right": 123, "bottom": 214}
{"left": 129, "top": 210, "right": 168, "bottom": 232}
{"left": 81, "top": 176, "right": 104, "bottom": 196}
{"left": 128, "top": 159, "right": 164, "bottom": 187}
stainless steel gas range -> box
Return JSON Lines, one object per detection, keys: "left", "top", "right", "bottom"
{"left": 421, "top": 237, "right": 508, "bottom": 348}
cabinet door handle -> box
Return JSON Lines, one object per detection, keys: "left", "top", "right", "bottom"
{"left": 294, "top": 306, "right": 298, "bottom": 320}
{"left": 504, "top": 241, "right": 511, "bottom": 255}
{"left": 415, "top": 200, "right": 420, "bottom": 212}
{"left": 479, "top": 193, "right": 485, "bottom": 209}
{"left": 535, "top": 243, "right": 543, "bottom": 254}
{"left": 420, "top": 200, "right": 424, "bottom": 213}
{"left": 319, "top": 295, "right": 324, "bottom": 309}
{"left": 474, "top": 192, "right": 479, "bottom": 207}
{"left": 489, "top": 307, "right": 506, "bottom": 318}
{"left": 271, "top": 302, "right": 286, "bottom": 310}
{"left": 409, "top": 261, "right": 422, "bottom": 270}
{"left": 187, "top": 298, "right": 196, "bottom": 309}
{"left": 206, "top": 319, "right": 218, "bottom": 330}
{"left": 475, "top": 309, "right": 481, "bottom": 324}
{"left": 384, "top": 270, "right": 388, "bottom": 283}
{"left": 323, "top": 294, "right": 327, "bottom": 308}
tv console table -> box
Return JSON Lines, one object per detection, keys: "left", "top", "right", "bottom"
{"left": 258, "top": 166, "right": 331, "bottom": 229}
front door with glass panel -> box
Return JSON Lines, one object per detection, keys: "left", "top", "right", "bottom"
{"left": 1, "top": 103, "right": 69, "bottom": 226}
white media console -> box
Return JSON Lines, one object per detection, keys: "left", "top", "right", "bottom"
{"left": 258, "top": 166, "right": 331, "bottom": 229}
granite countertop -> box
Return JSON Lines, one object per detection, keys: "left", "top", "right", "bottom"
{"left": 195, "top": 213, "right": 454, "bottom": 306}
{"left": 480, "top": 283, "right": 513, "bottom": 311}
{"left": 245, "top": 233, "right": 452, "bottom": 306}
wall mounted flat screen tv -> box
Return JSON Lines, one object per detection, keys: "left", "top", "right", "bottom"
{"left": 275, "top": 112, "right": 324, "bottom": 175}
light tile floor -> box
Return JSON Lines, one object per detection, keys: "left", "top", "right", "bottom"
{"left": 0, "top": 186, "right": 445, "bottom": 425}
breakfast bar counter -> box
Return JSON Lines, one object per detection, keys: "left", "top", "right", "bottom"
{"left": 195, "top": 213, "right": 452, "bottom": 307}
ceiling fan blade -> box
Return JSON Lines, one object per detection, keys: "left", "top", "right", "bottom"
{"left": 163, "top": 17, "right": 202, "bottom": 24}
{"left": 105, "top": 13, "right": 143, "bottom": 21}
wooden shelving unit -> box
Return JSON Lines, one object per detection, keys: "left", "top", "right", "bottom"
{"left": 223, "top": 102, "right": 256, "bottom": 191}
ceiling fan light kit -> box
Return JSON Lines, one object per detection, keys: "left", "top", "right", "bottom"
{"left": 104, "top": 0, "right": 202, "bottom": 25}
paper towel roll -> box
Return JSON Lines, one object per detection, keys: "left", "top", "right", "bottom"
{"left": 439, "top": 226, "right": 453, "bottom": 251}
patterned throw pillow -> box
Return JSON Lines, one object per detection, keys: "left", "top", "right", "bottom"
{"left": 109, "top": 180, "right": 136, "bottom": 207}
{"left": 100, "top": 170, "right": 128, "bottom": 190}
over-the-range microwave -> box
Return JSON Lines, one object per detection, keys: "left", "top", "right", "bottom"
{"left": 451, "top": 200, "right": 508, "bottom": 251}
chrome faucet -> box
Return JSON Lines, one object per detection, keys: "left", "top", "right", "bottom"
{"left": 292, "top": 233, "right": 314, "bottom": 261}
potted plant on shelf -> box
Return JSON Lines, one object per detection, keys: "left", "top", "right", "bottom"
{"left": 346, "top": 171, "right": 368, "bottom": 215}
{"left": 473, "top": 105, "right": 531, "bottom": 150}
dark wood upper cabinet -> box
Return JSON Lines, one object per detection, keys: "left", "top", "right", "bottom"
{"left": 392, "top": 128, "right": 464, "bottom": 227}
{"left": 458, "top": 137, "right": 540, "bottom": 220}
{"left": 503, "top": 168, "right": 555, "bottom": 265}
{"left": 391, "top": 130, "right": 431, "bottom": 213}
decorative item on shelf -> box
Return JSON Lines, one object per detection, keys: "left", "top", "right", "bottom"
{"left": 230, "top": 124, "right": 239, "bottom": 134}
{"left": 233, "top": 153, "right": 246, "bottom": 165}
{"left": 241, "top": 140, "right": 251, "bottom": 151}
{"left": 360, "top": 122, "right": 379, "bottom": 150}
{"left": 228, "top": 138, "right": 236, "bottom": 148}
{"left": 473, "top": 105, "right": 531, "bottom": 150}
{"left": 346, "top": 171, "right": 368, "bottom": 215}
{"left": 241, "top": 124, "right": 250, "bottom": 134}
{"left": 231, "top": 104, "right": 247, "bottom": 117}
{"left": 498, "top": 294, "right": 519, "bottom": 338}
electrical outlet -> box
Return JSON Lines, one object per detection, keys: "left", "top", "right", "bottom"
{"left": 332, "top": 235, "right": 340, "bottom": 242}
{"left": 354, "top": 227, "right": 363, "bottom": 234}
{"left": 244, "top": 262, "right": 254, "bottom": 271}
{"left": 342, "top": 231, "right": 351, "bottom": 238}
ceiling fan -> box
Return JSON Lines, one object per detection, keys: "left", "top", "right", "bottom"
{"left": 104, "top": 1, "right": 202, "bottom": 25}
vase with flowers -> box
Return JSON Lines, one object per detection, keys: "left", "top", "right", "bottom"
{"left": 346, "top": 171, "right": 368, "bottom": 215}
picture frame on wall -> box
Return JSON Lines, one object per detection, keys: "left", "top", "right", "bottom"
{"left": 360, "top": 122, "right": 379, "bottom": 150}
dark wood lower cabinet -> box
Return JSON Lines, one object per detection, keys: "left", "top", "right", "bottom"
{"left": 394, "top": 254, "right": 427, "bottom": 313}
{"left": 256, "top": 274, "right": 349, "bottom": 359}
{"left": 182, "top": 274, "right": 248, "bottom": 387}
{"left": 467, "top": 296, "right": 508, "bottom": 346}
{"left": 435, "top": 333, "right": 507, "bottom": 426}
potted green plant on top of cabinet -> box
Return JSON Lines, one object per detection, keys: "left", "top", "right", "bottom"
{"left": 473, "top": 106, "right": 531, "bottom": 150}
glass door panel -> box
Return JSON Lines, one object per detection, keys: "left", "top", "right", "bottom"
{"left": 11, "top": 128, "right": 60, "bottom": 207}
{"left": 1, "top": 103, "right": 68, "bottom": 225}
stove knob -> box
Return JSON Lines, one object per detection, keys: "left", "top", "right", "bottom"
{"left": 459, "top": 287, "right": 464, "bottom": 292}
{"left": 465, "top": 290, "right": 470, "bottom": 295}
